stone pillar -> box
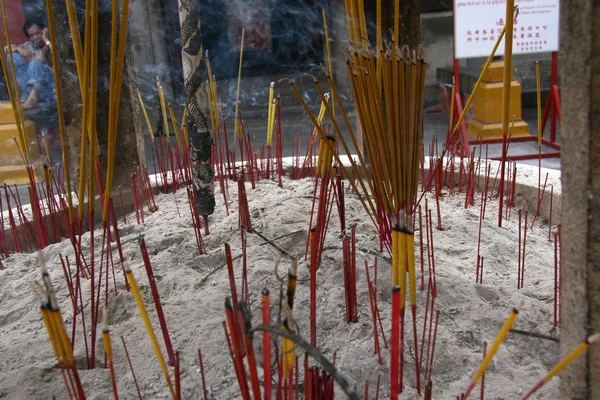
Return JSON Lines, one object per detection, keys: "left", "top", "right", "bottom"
{"left": 559, "top": 0, "right": 600, "bottom": 397}
{"left": 52, "top": 0, "right": 145, "bottom": 192}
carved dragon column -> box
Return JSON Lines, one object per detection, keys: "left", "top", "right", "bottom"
{"left": 177, "top": 0, "right": 215, "bottom": 218}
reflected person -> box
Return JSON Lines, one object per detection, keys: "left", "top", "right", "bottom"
{"left": 4, "top": 20, "right": 55, "bottom": 110}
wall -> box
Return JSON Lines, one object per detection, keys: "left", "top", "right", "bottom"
{"left": 0, "top": 0, "right": 28, "bottom": 45}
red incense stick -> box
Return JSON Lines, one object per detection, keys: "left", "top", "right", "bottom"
{"left": 198, "top": 349, "right": 209, "bottom": 400}
{"left": 262, "top": 289, "right": 272, "bottom": 400}
{"left": 140, "top": 239, "right": 175, "bottom": 366}
{"left": 121, "top": 336, "right": 142, "bottom": 399}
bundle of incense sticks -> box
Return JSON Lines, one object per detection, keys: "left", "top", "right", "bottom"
{"left": 187, "top": 186, "right": 206, "bottom": 254}
{"left": 31, "top": 252, "right": 86, "bottom": 398}
{"left": 306, "top": 135, "right": 337, "bottom": 275}
{"left": 304, "top": 354, "right": 335, "bottom": 399}
{"left": 347, "top": 44, "right": 426, "bottom": 398}
{"left": 237, "top": 178, "right": 252, "bottom": 232}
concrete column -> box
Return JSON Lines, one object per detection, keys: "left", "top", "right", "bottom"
{"left": 559, "top": 0, "right": 600, "bottom": 397}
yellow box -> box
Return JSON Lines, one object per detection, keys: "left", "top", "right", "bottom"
{"left": 467, "top": 118, "right": 530, "bottom": 139}
{"left": 481, "top": 61, "right": 505, "bottom": 83}
{"left": 0, "top": 102, "right": 16, "bottom": 124}
{"left": 0, "top": 155, "right": 45, "bottom": 185}
{"left": 472, "top": 81, "right": 523, "bottom": 123}
{"left": 0, "top": 119, "right": 39, "bottom": 164}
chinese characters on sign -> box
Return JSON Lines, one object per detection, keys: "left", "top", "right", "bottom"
{"left": 453, "top": 0, "right": 559, "bottom": 58}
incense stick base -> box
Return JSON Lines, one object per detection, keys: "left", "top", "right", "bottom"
{"left": 467, "top": 118, "right": 530, "bottom": 139}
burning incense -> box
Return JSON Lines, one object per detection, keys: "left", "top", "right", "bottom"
{"left": 522, "top": 334, "right": 599, "bottom": 400}
{"left": 137, "top": 89, "right": 156, "bottom": 143}
{"left": 463, "top": 302, "right": 523, "bottom": 398}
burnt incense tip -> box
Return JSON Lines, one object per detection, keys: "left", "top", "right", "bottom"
{"left": 102, "top": 306, "right": 109, "bottom": 332}
{"left": 225, "top": 297, "right": 233, "bottom": 310}
{"left": 262, "top": 288, "right": 270, "bottom": 296}
{"left": 270, "top": 81, "right": 275, "bottom": 88}
{"left": 123, "top": 262, "right": 132, "bottom": 274}
{"left": 587, "top": 333, "right": 600, "bottom": 344}
{"left": 290, "top": 259, "right": 298, "bottom": 275}
{"left": 205, "top": 49, "right": 209, "bottom": 58}
{"left": 514, "top": 300, "right": 525, "bottom": 313}
{"left": 304, "top": 73, "right": 318, "bottom": 83}
{"left": 37, "top": 251, "right": 49, "bottom": 276}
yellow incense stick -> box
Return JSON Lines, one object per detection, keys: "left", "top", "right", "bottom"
{"left": 76, "top": 0, "right": 92, "bottom": 221}
{"left": 322, "top": 9, "right": 335, "bottom": 118}
{"left": 125, "top": 265, "right": 175, "bottom": 398}
{"left": 291, "top": 76, "right": 378, "bottom": 223}
{"left": 311, "top": 94, "right": 329, "bottom": 140}
{"left": 137, "top": 89, "right": 156, "bottom": 143}
{"left": 168, "top": 103, "right": 184, "bottom": 155}
{"left": 464, "top": 302, "right": 523, "bottom": 398}
{"left": 522, "top": 334, "right": 599, "bottom": 400}
{"left": 233, "top": 28, "right": 245, "bottom": 146}
{"left": 398, "top": 230, "right": 408, "bottom": 308}
{"left": 102, "top": 0, "right": 131, "bottom": 224}
{"left": 267, "top": 82, "right": 274, "bottom": 145}
{"left": 64, "top": 0, "right": 84, "bottom": 96}
{"left": 501, "top": 0, "right": 516, "bottom": 139}
{"left": 88, "top": 0, "right": 99, "bottom": 224}
{"left": 536, "top": 61, "right": 542, "bottom": 146}
{"left": 376, "top": 0, "right": 382, "bottom": 90}
{"left": 44, "top": 0, "right": 75, "bottom": 221}
{"left": 180, "top": 107, "right": 189, "bottom": 147}
{"left": 205, "top": 52, "right": 219, "bottom": 129}
{"left": 205, "top": 80, "right": 216, "bottom": 130}
{"left": 157, "top": 79, "right": 170, "bottom": 139}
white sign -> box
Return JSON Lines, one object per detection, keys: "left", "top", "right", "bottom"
{"left": 453, "top": 0, "right": 560, "bottom": 59}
